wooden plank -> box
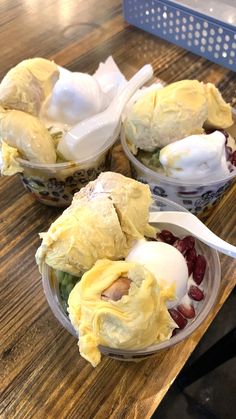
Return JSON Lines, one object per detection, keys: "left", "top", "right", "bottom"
{"left": 0, "top": 0, "right": 236, "bottom": 417}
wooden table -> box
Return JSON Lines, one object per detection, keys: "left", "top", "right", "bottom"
{"left": 0, "top": 1, "right": 236, "bottom": 418}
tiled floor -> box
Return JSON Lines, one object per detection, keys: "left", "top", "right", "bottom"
{"left": 152, "top": 291, "right": 236, "bottom": 419}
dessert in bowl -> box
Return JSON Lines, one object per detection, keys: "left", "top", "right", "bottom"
{"left": 37, "top": 172, "right": 221, "bottom": 366}
{"left": 0, "top": 57, "right": 126, "bottom": 206}
{"left": 16, "top": 132, "right": 116, "bottom": 207}
{"left": 121, "top": 80, "right": 236, "bottom": 218}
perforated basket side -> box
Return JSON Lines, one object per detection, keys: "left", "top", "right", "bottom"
{"left": 123, "top": 0, "right": 236, "bottom": 71}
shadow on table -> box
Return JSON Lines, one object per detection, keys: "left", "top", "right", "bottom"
{"left": 152, "top": 291, "right": 236, "bottom": 419}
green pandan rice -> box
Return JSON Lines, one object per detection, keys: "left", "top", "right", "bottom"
{"left": 137, "top": 148, "right": 162, "bottom": 172}
{"left": 56, "top": 270, "right": 81, "bottom": 312}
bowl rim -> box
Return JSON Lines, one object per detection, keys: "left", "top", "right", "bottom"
{"left": 120, "top": 109, "right": 236, "bottom": 187}
{"left": 41, "top": 201, "right": 221, "bottom": 356}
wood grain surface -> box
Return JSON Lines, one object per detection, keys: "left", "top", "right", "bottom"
{"left": 0, "top": 1, "right": 236, "bottom": 418}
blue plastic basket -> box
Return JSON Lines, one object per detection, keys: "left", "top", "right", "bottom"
{"left": 123, "top": 0, "right": 236, "bottom": 71}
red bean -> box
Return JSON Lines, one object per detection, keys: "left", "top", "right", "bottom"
{"left": 168, "top": 308, "right": 188, "bottom": 329}
{"left": 188, "top": 285, "right": 204, "bottom": 301}
{"left": 177, "top": 303, "right": 195, "bottom": 319}
{"left": 158, "top": 229, "right": 179, "bottom": 245}
{"left": 173, "top": 239, "right": 188, "bottom": 255}
{"left": 185, "top": 248, "right": 197, "bottom": 275}
{"left": 183, "top": 235, "right": 195, "bottom": 250}
{"left": 193, "top": 255, "right": 206, "bottom": 285}
{"left": 187, "top": 260, "right": 194, "bottom": 276}
{"left": 185, "top": 248, "right": 197, "bottom": 262}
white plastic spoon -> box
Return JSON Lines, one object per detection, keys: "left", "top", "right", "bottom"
{"left": 57, "top": 64, "right": 153, "bottom": 161}
{"left": 149, "top": 211, "right": 236, "bottom": 258}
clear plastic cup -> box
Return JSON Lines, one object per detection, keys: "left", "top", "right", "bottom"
{"left": 17, "top": 123, "right": 120, "bottom": 207}
{"left": 41, "top": 196, "right": 221, "bottom": 362}
{"left": 120, "top": 113, "right": 236, "bottom": 220}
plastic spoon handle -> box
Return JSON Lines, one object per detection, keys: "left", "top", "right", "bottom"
{"left": 107, "top": 64, "right": 153, "bottom": 118}
{"left": 149, "top": 211, "right": 236, "bottom": 258}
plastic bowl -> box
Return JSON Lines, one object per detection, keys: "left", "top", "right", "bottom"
{"left": 121, "top": 111, "right": 236, "bottom": 219}
{"left": 17, "top": 123, "right": 120, "bottom": 207}
{"left": 41, "top": 196, "right": 221, "bottom": 362}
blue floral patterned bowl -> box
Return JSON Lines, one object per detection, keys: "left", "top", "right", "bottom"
{"left": 18, "top": 154, "right": 107, "bottom": 207}
{"left": 121, "top": 114, "right": 236, "bottom": 219}
{"left": 17, "top": 124, "right": 120, "bottom": 207}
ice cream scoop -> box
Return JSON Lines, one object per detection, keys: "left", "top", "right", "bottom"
{"left": 57, "top": 64, "right": 153, "bottom": 161}
{"left": 126, "top": 240, "right": 189, "bottom": 307}
{"left": 159, "top": 131, "right": 229, "bottom": 180}
{"left": 42, "top": 71, "right": 105, "bottom": 125}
